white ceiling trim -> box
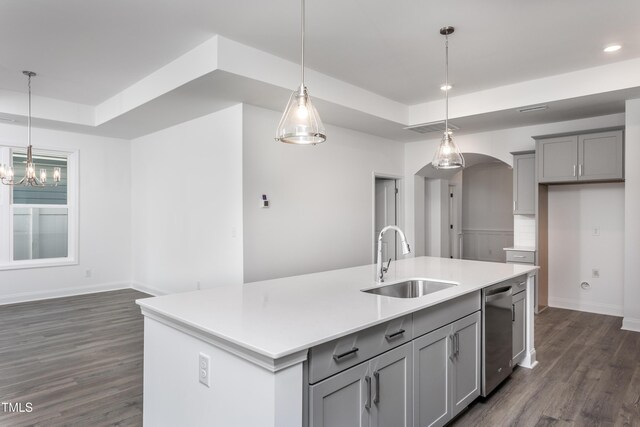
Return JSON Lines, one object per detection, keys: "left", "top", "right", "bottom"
{"left": 1, "top": 34, "right": 640, "bottom": 140}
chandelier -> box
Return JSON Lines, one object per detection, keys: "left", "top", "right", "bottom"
{"left": 0, "top": 71, "right": 61, "bottom": 186}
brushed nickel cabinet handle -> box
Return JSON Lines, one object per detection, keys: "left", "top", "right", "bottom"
{"left": 573, "top": 164, "right": 576, "bottom": 177}
{"left": 365, "top": 375, "right": 372, "bottom": 410}
{"left": 373, "top": 371, "right": 380, "bottom": 405}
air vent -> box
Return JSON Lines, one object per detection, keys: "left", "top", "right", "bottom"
{"left": 517, "top": 105, "right": 548, "bottom": 113}
{"left": 405, "top": 121, "right": 460, "bottom": 134}
{"left": 0, "top": 117, "right": 16, "bottom": 123}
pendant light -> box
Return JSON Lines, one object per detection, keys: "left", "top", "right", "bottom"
{"left": 432, "top": 26, "right": 465, "bottom": 169}
{"left": 0, "top": 71, "right": 61, "bottom": 186}
{"left": 275, "top": 0, "right": 326, "bottom": 145}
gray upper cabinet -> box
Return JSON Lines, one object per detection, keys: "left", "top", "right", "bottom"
{"left": 537, "top": 129, "right": 624, "bottom": 184}
{"left": 578, "top": 130, "right": 624, "bottom": 181}
{"left": 537, "top": 135, "right": 578, "bottom": 183}
{"left": 513, "top": 152, "right": 536, "bottom": 214}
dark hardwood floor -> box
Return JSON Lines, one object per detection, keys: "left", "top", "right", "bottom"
{"left": 453, "top": 308, "right": 640, "bottom": 427}
{"left": 1, "top": 291, "right": 639, "bottom": 426}
{"left": 0, "top": 289, "right": 149, "bottom": 427}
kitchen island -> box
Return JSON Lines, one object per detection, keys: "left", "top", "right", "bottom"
{"left": 137, "top": 256, "right": 537, "bottom": 427}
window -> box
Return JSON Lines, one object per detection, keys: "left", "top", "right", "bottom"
{"left": 0, "top": 146, "right": 78, "bottom": 269}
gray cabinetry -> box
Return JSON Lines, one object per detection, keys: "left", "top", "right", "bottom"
{"left": 512, "top": 291, "right": 526, "bottom": 365}
{"left": 537, "top": 135, "right": 578, "bottom": 183}
{"left": 578, "top": 130, "right": 624, "bottom": 181}
{"left": 371, "top": 344, "right": 413, "bottom": 427}
{"left": 309, "top": 343, "right": 412, "bottom": 427}
{"left": 451, "top": 312, "right": 481, "bottom": 417}
{"left": 413, "top": 311, "right": 481, "bottom": 427}
{"left": 537, "top": 129, "right": 624, "bottom": 184}
{"left": 413, "top": 324, "right": 451, "bottom": 427}
{"left": 309, "top": 361, "right": 369, "bottom": 427}
{"left": 512, "top": 152, "right": 536, "bottom": 214}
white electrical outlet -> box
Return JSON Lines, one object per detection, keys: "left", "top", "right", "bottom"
{"left": 85, "top": 269, "right": 92, "bottom": 278}
{"left": 199, "top": 352, "right": 210, "bottom": 387}
{"left": 593, "top": 227, "right": 600, "bottom": 236}
{"left": 592, "top": 269, "right": 600, "bottom": 278}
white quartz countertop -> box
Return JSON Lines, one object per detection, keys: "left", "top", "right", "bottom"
{"left": 137, "top": 256, "right": 537, "bottom": 360}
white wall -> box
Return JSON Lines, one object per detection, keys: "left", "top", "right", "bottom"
{"left": 548, "top": 183, "right": 625, "bottom": 316}
{"left": 242, "top": 105, "right": 404, "bottom": 283}
{"left": 131, "top": 105, "right": 243, "bottom": 294}
{"left": 624, "top": 99, "right": 640, "bottom": 331}
{"left": 0, "top": 124, "right": 132, "bottom": 304}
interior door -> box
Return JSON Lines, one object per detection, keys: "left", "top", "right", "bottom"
{"left": 375, "top": 178, "right": 397, "bottom": 262}
{"left": 370, "top": 343, "right": 413, "bottom": 427}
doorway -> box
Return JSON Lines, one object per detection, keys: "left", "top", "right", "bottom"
{"left": 374, "top": 177, "right": 398, "bottom": 263}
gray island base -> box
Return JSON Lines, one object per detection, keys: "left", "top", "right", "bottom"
{"left": 137, "top": 256, "right": 537, "bottom": 427}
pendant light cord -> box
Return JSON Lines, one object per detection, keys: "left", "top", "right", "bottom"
{"left": 300, "top": 0, "right": 305, "bottom": 87}
{"left": 444, "top": 33, "right": 449, "bottom": 134}
{"left": 27, "top": 73, "right": 32, "bottom": 148}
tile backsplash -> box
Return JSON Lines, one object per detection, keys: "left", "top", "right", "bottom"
{"left": 514, "top": 215, "right": 536, "bottom": 248}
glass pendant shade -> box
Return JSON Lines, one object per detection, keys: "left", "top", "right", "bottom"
{"left": 432, "top": 132, "right": 465, "bottom": 169}
{"left": 276, "top": 86, "right": 326, "bottom": 145}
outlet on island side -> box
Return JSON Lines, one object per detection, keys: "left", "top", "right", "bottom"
{"left": 592, "top": 269, "right": 600, "bottom": 278}
{"left": 199, "top": 352, "right": 211, "bottom": 387}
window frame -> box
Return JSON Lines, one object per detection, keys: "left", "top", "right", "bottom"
{"left": 0, "top": 144, "right": 79, "bottom": 270}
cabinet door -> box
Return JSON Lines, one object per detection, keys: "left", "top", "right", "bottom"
{"left": 413, "top": 324, "right": 452, "bottom": 427}
{"left": 371, "top": 343, "right": 413, "bottom": 427}
{"left": 578, "top": 130, "right": 624, "bottom": 181}
{"left": 309, "top": 361, "right": 370, "bottom": 427}
{"left": 451, "top": 312, "right": 481, "bottom": 417}
{"left": 513, "top": 154, "right": 535, "bottom": 214}
{"left": 512, "top": 291, "right": 526, "bottom": 364}
{"left": 537, "top": 136, "right": 578, "bottom": 183}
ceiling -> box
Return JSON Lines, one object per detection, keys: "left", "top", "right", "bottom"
{"left": 1, "top": 0, "right": 639, "bottom": 106}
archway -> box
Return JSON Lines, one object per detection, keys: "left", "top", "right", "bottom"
{"left": 414, "top": 153, "right": 513, "bottom": 261}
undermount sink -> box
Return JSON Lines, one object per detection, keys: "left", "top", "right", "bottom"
{"left": 362, "top": 279, "right": 457, "bottom": 299}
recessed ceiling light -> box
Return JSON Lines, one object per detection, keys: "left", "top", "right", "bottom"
{"left": 604, "top": 44, "right": 622, "bottom": 53}
{"left": 440, "top": 84, "right": 452, "bottom": 91}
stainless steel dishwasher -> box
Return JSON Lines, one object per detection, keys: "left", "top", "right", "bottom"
{"left": 481, "top": 282, "right": 513, "bottom": 397}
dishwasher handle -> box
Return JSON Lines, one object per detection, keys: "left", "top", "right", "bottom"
{"left": 485, "top": 286, "right": 513, "bottom": 302}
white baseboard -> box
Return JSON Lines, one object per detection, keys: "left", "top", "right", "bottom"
{"left": 131, "top": 281, "right": 167, "bottom": 297}
{"left": 0, "top": 281, "right": 131, "bottom": 306}
{"left": 548, "top": 297, "right": 623, "bottom": 317}
{"left": 622, "top": 317, "right": 640, "bottom": 332}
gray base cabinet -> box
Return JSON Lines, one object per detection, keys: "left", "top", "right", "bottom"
{"left": 309, "top": 343, "right": 412, "bottom": 427}
{"left": 413, "top": 311, "right": 481, "bottom": 427}
{"left": 512, "top": 291, "right": 526, "bottom": 365}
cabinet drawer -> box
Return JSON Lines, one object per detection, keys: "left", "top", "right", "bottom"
{"left": 308, "top": 314, "right": 412, "bottom": 384}
{"left": 511, "top": 274, "right": 528, "bottom": 294}
{"left": 412, "top": 291, "right": 480, "bottom": 339}
{"left": 506, "top": 250, "right": 535, "bottom": 264}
